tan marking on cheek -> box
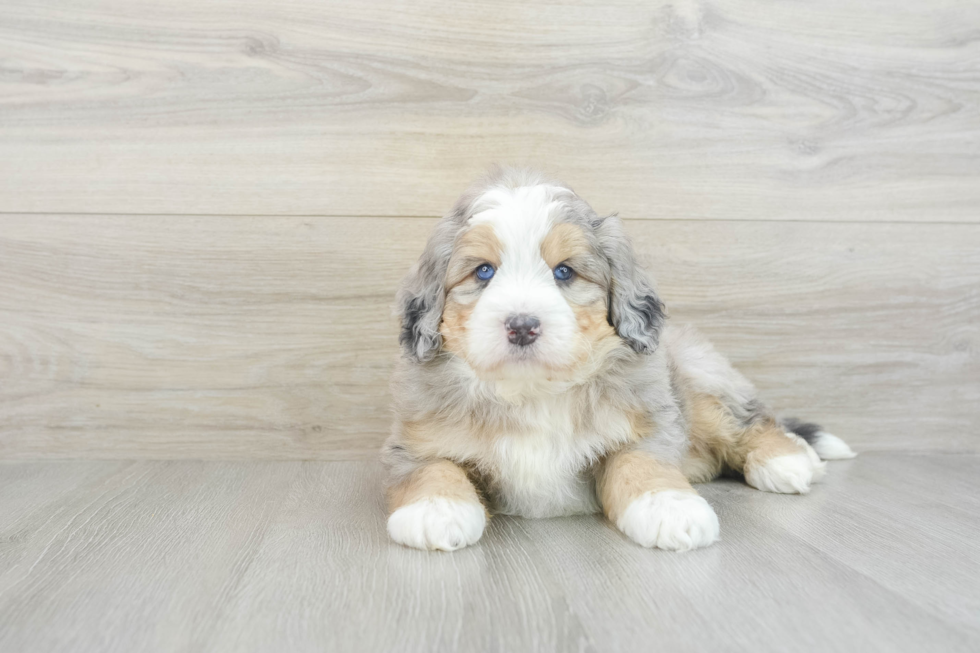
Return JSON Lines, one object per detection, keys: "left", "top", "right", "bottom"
{"left": 550, "top": 300, "right": 620, "bottom": 379}
{"left": 540, "top": 222, "right": 591, "bottom": 268}
{"left": 387, "top": 459, "right": 486, "bottom": 514}
{"left": 439, "top": 297, "right": 473, "bottom": 357}
{"left": 596, "top": 450, "right": 694, "bottom": 523}
{"left": 573, "top": 302, "right": 615, "bottom": 344}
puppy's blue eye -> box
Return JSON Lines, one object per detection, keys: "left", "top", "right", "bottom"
{"left": 553, "top": 264, "right": 573, "bottom": 281}
{"left": 476, "top": 264, "right": 495, "bottom": 281}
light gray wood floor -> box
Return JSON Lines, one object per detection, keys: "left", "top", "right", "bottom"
{"left": 1, "top": 453, "right": 977, "bottom": 652}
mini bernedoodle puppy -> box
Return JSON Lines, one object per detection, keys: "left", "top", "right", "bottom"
{"left": 382, "top": 167, "right": 855, "bottom": 552}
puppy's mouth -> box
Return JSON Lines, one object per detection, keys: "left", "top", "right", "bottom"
{"left": 506, "top": 341, "right": 539, "bottom": 361}
{"left": 496, "top": 339, "right": 575, "bottom": 374}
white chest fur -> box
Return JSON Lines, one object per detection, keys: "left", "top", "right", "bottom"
{"left": 489, "top": 430, "right": 601, "bottom": 517}
{"left": 476, "top": 391, "right": 635, "bottom": 518}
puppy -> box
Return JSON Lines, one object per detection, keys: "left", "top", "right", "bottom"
{"left": 382, "top": 167, "right": 855, "bottom": 552}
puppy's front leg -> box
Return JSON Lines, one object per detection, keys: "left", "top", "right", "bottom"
{"left": 597, "top": 450, "right": 719, "bottom": 551}
{"left": 386, "top": 459, "right": 487, "bottom": 552}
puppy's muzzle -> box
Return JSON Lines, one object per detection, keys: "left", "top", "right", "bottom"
{"left": 506, "top": 314, "right": 541, "bottom": 347}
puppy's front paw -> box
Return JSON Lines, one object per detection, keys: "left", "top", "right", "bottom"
{"left": 387, "top": 498, "right": 486, "bottom": 551}
{"left": 617, "top": 490, "right": 720, "bottom": 551}
{"left": 745, "top": 449, "right": 827, "bottom": 494}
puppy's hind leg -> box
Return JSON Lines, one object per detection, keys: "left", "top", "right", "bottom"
{"left": 686, "top": 395, "right": 826, "bottom": 495}
{"left": 737, "top": 414, "right": 827, "bottom": 495}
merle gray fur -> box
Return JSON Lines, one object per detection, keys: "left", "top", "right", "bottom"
{"left": 781, "top": 417, "right": 825, "bottom": 445}
{"left": 384, "top": 167, "right": 834, "bottom": 519}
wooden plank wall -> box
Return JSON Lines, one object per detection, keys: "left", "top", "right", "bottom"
{"left": 1, "top": 0, "right": 978, "bottom": 458}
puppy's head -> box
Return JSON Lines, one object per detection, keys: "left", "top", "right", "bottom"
{"left": 398, "top": 168, "right": 664, "bottom": 379}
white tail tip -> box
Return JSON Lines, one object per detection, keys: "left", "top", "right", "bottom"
{"left": 811, "top": 432, "right": 857, "bottom": 460}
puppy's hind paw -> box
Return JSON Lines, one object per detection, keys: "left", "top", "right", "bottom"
{"left": 387, "top": 498, "right": 486, "bottom": 551}
{"left": 746, "top": 450, "right": 826, "bottom": 494}
{"left": 617, "top": 490, "right": 720, "bottom": 551}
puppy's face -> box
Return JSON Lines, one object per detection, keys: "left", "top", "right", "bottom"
{"left": 398, "top": 170, "right": 665, "bottom": 378}
{"left": 439, "top": 185, "right": 617, "bottom": 379}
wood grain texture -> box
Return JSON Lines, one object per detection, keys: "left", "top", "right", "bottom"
{"left": 0, "top": 456, "right": 978, "bottom": 652}
{"left": 1, "top": 214, "right": 977, "bottom": 458}
{"left": 1, "top": 0, "right": 978, "bottom": 220}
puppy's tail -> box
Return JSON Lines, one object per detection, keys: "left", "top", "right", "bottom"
{"left": 781, "top": 418, "right": 857, "bottom": 460}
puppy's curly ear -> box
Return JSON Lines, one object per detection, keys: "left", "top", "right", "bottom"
{"left": 397, "top": 218, "right": 459, "bottom": 361}
{"left": 594, "top": 215, "right": 666, "bottom": 354}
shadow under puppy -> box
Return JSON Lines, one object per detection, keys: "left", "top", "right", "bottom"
{"left": 383, "top": 167, "right": 855, "bottom": 552}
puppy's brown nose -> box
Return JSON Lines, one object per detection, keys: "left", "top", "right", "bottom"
{"left": 506, "top": 314, "right": 541, "bottom": 347}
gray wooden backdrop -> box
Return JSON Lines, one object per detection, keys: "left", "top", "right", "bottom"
{"left": 1, "top": 0, "right": 978, "bottom": 459}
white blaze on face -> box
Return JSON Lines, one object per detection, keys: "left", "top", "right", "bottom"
{"left": 465, "top": 185, "right": 580, "bottom": 375}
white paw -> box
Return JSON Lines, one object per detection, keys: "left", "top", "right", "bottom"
{"left": 811, "top": 431, "right": 857, "bottom": 460}
{"left": 617, "top": 490, "right": 720, "bottom": 551}
{"left": 783, "top": 431, "right": 829, "bottom": 473}
{"left": 746, "top": 449, "right": 827, "bottom": 494}
{"left": 387, "top": 498, "right": 486, "bottom": 551}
